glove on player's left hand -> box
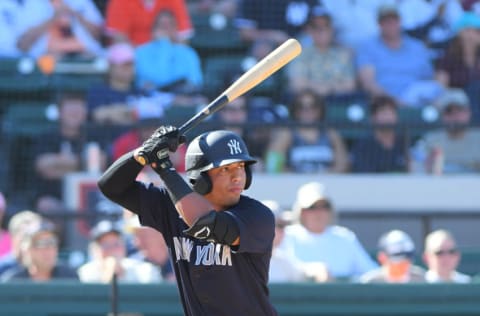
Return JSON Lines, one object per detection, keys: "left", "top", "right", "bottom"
{"left": 137, "top": 125, "right": 186, "bottom": 170}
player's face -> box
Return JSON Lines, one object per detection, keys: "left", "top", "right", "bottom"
{"left": 205, "top": 161, "right": 246, "bottom": 209}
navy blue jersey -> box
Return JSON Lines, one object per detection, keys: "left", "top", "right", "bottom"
{"left": 134, "top": 183, "right": 277, "bottom": 316}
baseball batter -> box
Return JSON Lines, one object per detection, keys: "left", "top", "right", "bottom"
{"left": 98, "top": 126, "right": 277, "bottom": 316}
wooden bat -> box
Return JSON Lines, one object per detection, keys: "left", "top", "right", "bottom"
{"left": 179, "top": 38, "right": 302, "bottom": 134}
{"left": 136, "top": 39, "right": 302, "bottom": 165}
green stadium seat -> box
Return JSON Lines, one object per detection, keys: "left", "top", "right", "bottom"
{"left": 2, "top": 102, "right": 56, "bottom": 136}
{"left": 190, "top": 13, "right": 248, "bottom": 59}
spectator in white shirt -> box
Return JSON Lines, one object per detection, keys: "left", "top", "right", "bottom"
{"left": 423, "top": 229, "right": 471, "bottom": 283}
{"left": 280, "top": 182, "right": 377, "bottom": 281}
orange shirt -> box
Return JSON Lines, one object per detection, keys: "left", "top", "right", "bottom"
{"left": 106, "top": 0, "right": 193, "bottom": 46}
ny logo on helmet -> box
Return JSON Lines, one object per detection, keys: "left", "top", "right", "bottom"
{"left": 227, "top": 139, "right": 242, "bottom": 155}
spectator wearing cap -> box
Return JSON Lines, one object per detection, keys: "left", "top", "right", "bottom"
{"left": 356, "top": 3, "right": 443, "bottom": 107}
{"left": 1, "top": 220, "right": 78, "bottom": 282}
{"left": 415, "top": 88, "right": 480, "bottom": 173}
{"left": 86, "top": 42, "right": 143, "bottom": 125}
{"left": 279, "top": 182, "right": 377, "bottom": 281}
{"left": 359, "top": 229, "right": 425, "bottom": 283}
{"left": 263, "top": 200, "right": 323, "bottom": 283}
{"left": 423, "top": 229, "right": 471, "bottom": 283}
{"left": 0, "top": 210, "right": 42, "bottom": 277}
{"left": 124, "top": 210, "right": 175, "bottom": 282}
{"left": 0, "top": 193, "right": 11, "bottom": 260}
{"left": 287, "top": 6, "right": 358, "bottom": 98}
{"left": 77, "top": 220, "right": 161, "bottom": 283}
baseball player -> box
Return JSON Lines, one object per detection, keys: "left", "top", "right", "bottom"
{"left": 98, "top": 126, "right": 277, "bottom": 316}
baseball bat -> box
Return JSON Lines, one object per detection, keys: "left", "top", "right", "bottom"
{"left": 179, "top": 38, "right": 302, "bottom": 134}
{"left": 136, "top": 39, "right": 301, "bottom": 165}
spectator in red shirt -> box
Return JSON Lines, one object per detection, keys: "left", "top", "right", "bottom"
{"left": 105, "top": 0, "right": 193, "bottom": 45}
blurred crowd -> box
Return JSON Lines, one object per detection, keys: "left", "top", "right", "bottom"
{"left": 0, "top": 0, "right": 480, "bottom": 285}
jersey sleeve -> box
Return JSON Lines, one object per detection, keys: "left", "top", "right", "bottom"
{"left": 228, "top": 197, "right": 275, "bottom": 254}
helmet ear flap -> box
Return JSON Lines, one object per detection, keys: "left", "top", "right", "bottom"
{"left": 192, "top": 172, "right": 212, "bottom": 195}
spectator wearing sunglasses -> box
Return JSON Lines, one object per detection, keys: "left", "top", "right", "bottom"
{"left": 279, "top": 182, "right": 377, "bottom": 281}
{"left": 423, "top": 229, "right": 471, "bottom": 283}
{"left": 360, "top": 229, "right": 425, "bottom": 283}
{"left": 78, "top": 220, "right": 161, "bottom": 283}
{"left": 1, "top": 220, "right": 78, "bottom": 282}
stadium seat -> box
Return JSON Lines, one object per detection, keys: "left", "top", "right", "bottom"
{"left": 190, "top": 13, "right": 248, "bottom": 59}
{"left": 2, "top": 102, "right": 56, "bottom": 136}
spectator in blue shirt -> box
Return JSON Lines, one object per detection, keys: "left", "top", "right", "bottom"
{"left": 135, "top": 9, "right": 203, "bottom": 93}
{"left": 356, "top": 4, "right": 443, "bottom": 108}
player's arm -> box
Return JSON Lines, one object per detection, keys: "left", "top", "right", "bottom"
{"left": 132, "top": 126, "right": 239, "bottom": 245}
{"left": 97, "top": 151, "right": 145, "bottom": 213}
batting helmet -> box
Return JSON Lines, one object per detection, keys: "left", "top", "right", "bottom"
{"left": 185, "top": 130, "right": 257, "bottom": 194}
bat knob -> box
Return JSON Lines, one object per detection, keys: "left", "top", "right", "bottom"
{"left": 134, "top": 153, "right": 148, "bottom": 166}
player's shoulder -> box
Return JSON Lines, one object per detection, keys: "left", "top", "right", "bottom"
{"left": 235, "top": 196, "right": 274, "bottom": 218}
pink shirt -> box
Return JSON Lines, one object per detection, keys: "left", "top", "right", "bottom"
{"left": 0, "top": 231, "right": 12, "bottom": 258}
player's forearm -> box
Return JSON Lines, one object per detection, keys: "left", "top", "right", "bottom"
{"left": 17, "top": 19, "right": 52, "bottom": 52}
{"left": 155, "top": 167, "right": 214, "bottom": 227}
{"left": 97, "top": 151, "right": 143, "bottom": 210}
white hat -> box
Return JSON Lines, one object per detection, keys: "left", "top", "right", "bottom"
{"left": 292, "top": 181, "right": 331, "bottom": 219}
{"left": 295, "top": 182, "right": 328, "bottom": 209}
{"left": 436, "top": 88, "right": 470, "bottom": 112}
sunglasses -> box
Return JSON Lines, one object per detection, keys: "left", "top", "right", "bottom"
{"left": 434, "top": 248, "right": 459, "bottom": 256}
{"left": 32, "top": 238, "right": 58, "bottom": 249}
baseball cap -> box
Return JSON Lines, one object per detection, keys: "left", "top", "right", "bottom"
{"left": 436, "top": 88, "right": 470, "bottom": 112}
{"left": 378, "top": 230, "right": 415, "bottom": 261}
{"left": 377, "top": 4, "right": 400, "bottom": 20}
{"left": 90, "top": 220, "right": 123, "bottom": 241}
{"left": 22, "top": 220, "right": 58, "bottom": 247}
{"left": 107, "top": 43, "right": 134, "bottom": 65}
{"left": 295, "top": 182, "right": 328, "bottom": 209}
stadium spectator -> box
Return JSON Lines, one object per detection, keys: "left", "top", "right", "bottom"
{"left": 264, "top": 199, "right": 328, "bottom": 283}
{"left": 356, "top": 4, "right": 443, "bottom": 107}
{"left": 33, "top": 91, "right": 107, "bottom": 214}
{"left": 78, "top": 220, "right": 161, "bottom": 283}
{"left": 105, "top": 0, "right": 193, "bottom": 45}
{"left": 124, "top": 211, "right": 174, "bottom": 282}
{"left": 0, "top": 193, "right": 11, "bottom": 260}
{"left": 321, "top": 0, "right": 382, "bottom": 50}
{"left": 0, "top": 0, "right": 38, "bottom": 57}
{"left": 423, "top": 229, "right": 471, "bottom": 283}
{"left": 351, "top": 95, "right": 409, "bottom": 173}
{"left": 1, "top": 220, "right": 78, "bottom": 282}
{"left": 435, "top": 11, "right": 480, "bottom": 121}
{"left": 413, "top": 88, "right": 480, "bottom": 174}
{"left": 16, "top": 0, "right": 104, "bottom": 59}
{"left": 234, "top": 0, "right": 317, "bottom": 45}
{"left": 436, "top": 12, "right": 480, "bottom": 89}
{"left": 0, "top": 211, "right": 42, "bottom": 277}
{"left": 135, "top": 9, "right": 203, "bottom": 93}
{"left": 280, "top": 182, "right": 377, "bottom": 281}
{"left": 86, "top": 42, "right": 142, "bottom": 125}
{"left": 359, "top": 229, "right": 426, "bottom": 283}
{"left": 396, "top": 0, "right": 464, "bottom": 52}
{"left": 265, "top": 89, "right": 349, "bottom": 173}
{"left": 287, "top": 6, "right": 357, "bottom": 98}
